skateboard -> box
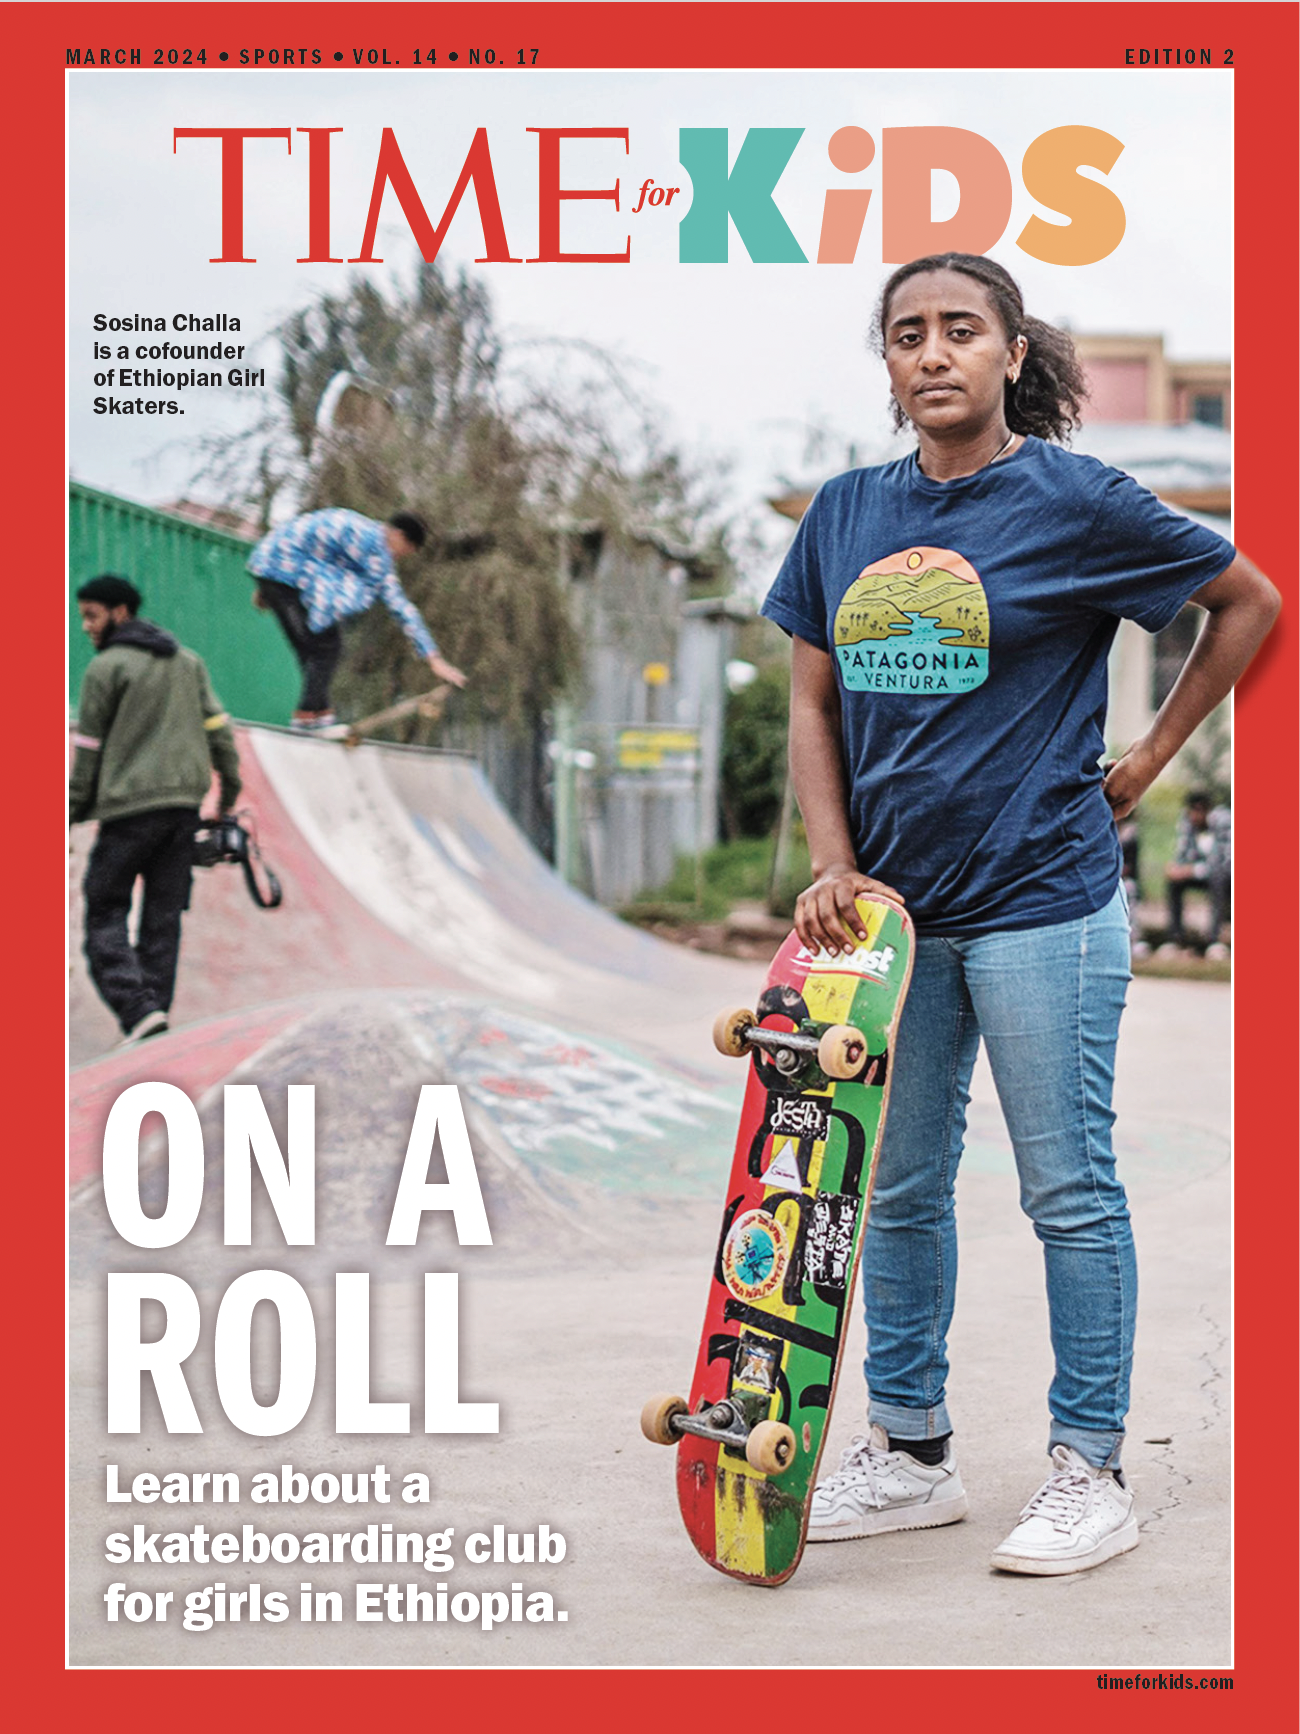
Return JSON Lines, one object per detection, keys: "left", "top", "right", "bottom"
{"left": 342, "top": 685, "right": 451, "bottom": 747}
{"left": 642, "top": 893, "right": 914, "bottom": 1585}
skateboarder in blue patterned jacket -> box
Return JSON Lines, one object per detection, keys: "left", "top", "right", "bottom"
{"left": 248, "top": 507, "right": 466, "bottom": 729}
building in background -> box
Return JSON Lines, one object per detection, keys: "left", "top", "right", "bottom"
{"left": 158, "top": 498, "right": 266, "bottom": 539}
{"left": 1072, "top": 333, "right": 1230, "bottom": 433}
{"left": 550, "top": 523, "right": 750, "bottom": 905}
{"left": 1072, "top": 333, "right": 1231, "bottom": 757}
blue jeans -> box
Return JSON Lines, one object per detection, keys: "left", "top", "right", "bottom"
{"left": 862, "top": 886, "right": 1134, "bottom": 1470}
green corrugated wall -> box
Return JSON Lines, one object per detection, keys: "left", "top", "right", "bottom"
{"left": 68, "top": 482, "right": 299, "bottom": 723}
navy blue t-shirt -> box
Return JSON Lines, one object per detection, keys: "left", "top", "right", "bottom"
{"left": 761, "top": 437, "right": 1236, "bottom": 935}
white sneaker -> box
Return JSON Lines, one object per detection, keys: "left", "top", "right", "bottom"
{"left": 991, "top": 1445, "right": 1139, "bottom": 1575}
{"left": 119, "top": 1009, "right": 169, "bottom": 1045}
{"left": 807, "top": 1423, "right": 969, "bottom": 1541}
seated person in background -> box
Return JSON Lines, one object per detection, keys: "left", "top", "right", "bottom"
{"left": 1115, "top": 810, "right": 1145, "bottom": 956}
{"left": 1165, "top": 792, "right": 1232, "bottom": 948}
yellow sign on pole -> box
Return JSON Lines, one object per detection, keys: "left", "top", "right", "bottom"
{"left": 642, "top": 662, "right": 670, "bottom": 687}
{"left": 616, "top": 727, "right": 700, "bottom": 771}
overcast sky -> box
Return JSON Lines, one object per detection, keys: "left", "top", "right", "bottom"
{"left": 68, "top": 66, "right": 1232, "bottom": 570}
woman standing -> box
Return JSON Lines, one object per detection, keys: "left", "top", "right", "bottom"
{"left": 761, "top": 253, "right": 1277, "bottom": 1575}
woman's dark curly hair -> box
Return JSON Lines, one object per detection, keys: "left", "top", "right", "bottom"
{"left": 872, "top": 253, "right": 1088, "bottom": 445}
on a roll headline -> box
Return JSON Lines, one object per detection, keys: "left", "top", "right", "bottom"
{"left": 103, "top": 1083, "right": 497, "bottom": 1436}
{"left": 99, "top": 1083, "right": 579, "bottom": 1631}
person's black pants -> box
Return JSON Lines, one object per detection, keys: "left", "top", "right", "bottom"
{"left": 256, "top": 578, "right": 343, "bottom": 713}
{"left": 83, "top": 807, "right": 198, "bottom": 1032}
{"left": 1167, "top": 871, "right": 1231, "bottom": 944}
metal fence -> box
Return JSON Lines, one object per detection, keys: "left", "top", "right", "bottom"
{"left": 68, "top": 482, "right": 298, "bottom": 723}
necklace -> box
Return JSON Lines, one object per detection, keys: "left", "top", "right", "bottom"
{"left": 917, "top": 428, "right": 1017, "bottom": 479}
{"left": 990, "top": 429, "right": 1017, "bottom": 462}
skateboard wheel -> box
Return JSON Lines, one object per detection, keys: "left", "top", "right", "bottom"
{"left": 817, "top": 1023, "right": 868, "bottom": 1080}
{"left": 641, "top": 1393, "right": 688, "bottom": 1447}
{"left": 713, "top": 1007, "right": 756, "bottom": 1059}
{"left": 745, "top": 1420, "right": 797, "bottom": 1476}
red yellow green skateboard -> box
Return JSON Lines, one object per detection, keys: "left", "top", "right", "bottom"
{"left": 642, "top": 894, "right": 914, "bottom": 1585}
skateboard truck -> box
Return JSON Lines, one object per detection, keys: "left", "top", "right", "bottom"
{"left": 641, "top": 1392, "right": 798, "bottom": 1475}
{"left": 712, "top": 1008, "right": 868, "bottom": 1082}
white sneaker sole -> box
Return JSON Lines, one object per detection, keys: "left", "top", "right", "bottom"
{"left": 990, "top": 1514, "right": 1140, "bottom": 1576}
{"left": 118, "top": 1014, "right": 169, "bottom": 1046}
{"left": 807, "top": 1489, "right": 970, "bottom": 1543}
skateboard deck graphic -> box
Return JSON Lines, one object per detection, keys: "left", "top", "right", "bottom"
{"left": 645, "top": 894, "right": 914, "bottom": 1585}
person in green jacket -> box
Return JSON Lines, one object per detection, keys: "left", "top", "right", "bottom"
{"left": 70, "top": 574, "right": 242, "bottom": 1042}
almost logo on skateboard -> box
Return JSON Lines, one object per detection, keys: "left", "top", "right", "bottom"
{"left": 793, "top": 899, "right": 897, "bottom": 981}
{"left": 797, "top": 941, "right": 897, "bottom": 980}
{"left": 722, "top": 1209, "right": 791, "bottom": 1303}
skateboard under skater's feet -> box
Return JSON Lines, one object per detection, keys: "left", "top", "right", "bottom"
{"left": 340, "top": 685, "right": 451, "bottom": 746}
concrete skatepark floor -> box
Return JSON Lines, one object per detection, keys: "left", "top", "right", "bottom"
{"left": 68, "top": 729, "right": 1232, "bottom": 1669}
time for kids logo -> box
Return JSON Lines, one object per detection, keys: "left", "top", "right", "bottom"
{"left": 833, "top": 546, "right": 989, "bottom": 696}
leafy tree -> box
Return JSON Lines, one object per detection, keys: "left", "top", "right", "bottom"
{"left": 276, "top": 265, "right": 577, "bottom": 731}
{"left": 190, "top": 264, "right": 573, "bottom": 732}
{"left": 1178, "top": 702, "right": 1231, "bottom": 810}
{"left": 193, "top": 262, "right": 734, "bottom": 736}
{"left": 721, "top": 664, "right": 790, "bottom": 838}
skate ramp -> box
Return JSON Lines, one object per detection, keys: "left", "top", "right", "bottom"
{"left": 67, "top": 730, "right": 440, "bottom": 1064}
{"left": 251, "top": 728, "right": 709, "bottom": 1001}
{"left": 69, "top": 725, "right": 760, "bottom": 1195}
{"left": 69, "top": 989, "right": 739, "bottom": 1261}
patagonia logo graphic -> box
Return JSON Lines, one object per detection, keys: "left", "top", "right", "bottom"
{"left": 834, "top": 545, "right": 989, "bottom": 695}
